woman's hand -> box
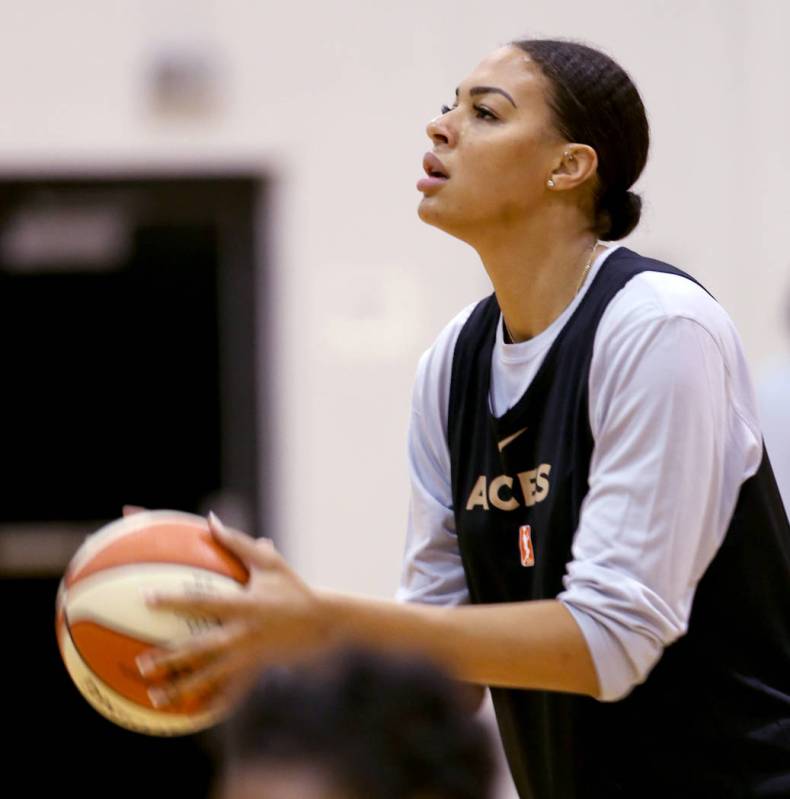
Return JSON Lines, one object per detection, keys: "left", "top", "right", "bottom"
{"left": 122, "top": 504, "right": 148, "bottom": 516}
{"left": 136, "top": 513, "right": 330, "bottom": 710}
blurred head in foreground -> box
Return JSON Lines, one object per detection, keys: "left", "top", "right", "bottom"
{"left": 216, "top": 647, "right": 495, "bottom": 799}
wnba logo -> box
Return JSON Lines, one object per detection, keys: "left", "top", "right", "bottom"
{"left": 519, "top": 525, "right": 535, "bottom": 567}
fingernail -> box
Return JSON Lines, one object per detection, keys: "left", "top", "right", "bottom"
{"left": 208, "top": 511, "right": 226, "bottom": 533}
{"left": 148, "top": 687, "right": 169, "bottom": 708}
{"left": 142, "top": 590, "right": 160, "bottom": 606}
{"left": 136, "top": 654, "right": 155, "bottom": 677}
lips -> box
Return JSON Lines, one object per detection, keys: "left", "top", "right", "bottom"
{"left": 422, "top": 152, "right": 449, "bottom": 179}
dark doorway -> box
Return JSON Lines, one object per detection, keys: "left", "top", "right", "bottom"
{"left": 0, "top": 173, "right": 268, "bottom": 795}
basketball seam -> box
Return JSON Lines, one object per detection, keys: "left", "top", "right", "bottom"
{"left": 66, "top": 615, "right": 172, "bottom": 649}
{"left": 64, "top": 564, "right": 240, "bottom": 647}
{"left": 65, "top": 562, "right": 244, "bottom": 597}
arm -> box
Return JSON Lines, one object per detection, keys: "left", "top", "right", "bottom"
{"left": 321, "top": 589, "right": 599, "bottom": 695}
{"left": 558, "top": 286, "right": 762, "bottom": 700}
{"left": 139, "top": 516, "right": 599, "bottom": 708}
{"left": 396, "top": 339, "right": 470, "bottom": 607}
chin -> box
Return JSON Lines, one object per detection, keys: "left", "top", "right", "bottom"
{"left": 417, "top": 199, "right": 470, "bottom": 242}
{"left": 418, "top": 196, "right": 451, "bottom": 228}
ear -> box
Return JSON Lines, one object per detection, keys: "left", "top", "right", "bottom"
{"left": 548, "top": 144, "right": 598, "bottom": 192}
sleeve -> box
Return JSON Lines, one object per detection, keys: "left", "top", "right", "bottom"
{"left": 396, "top": 309, "right": 475, "bottom": 606}
{"left": 558, "top": 304, "right": 762, "bottom": 701}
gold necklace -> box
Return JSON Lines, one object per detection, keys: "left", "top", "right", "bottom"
{"left": 504, "top": 242, "right": 599, "bottom": 344}
{"left": 574, "top": 242, "right": 598, "bottom": 295}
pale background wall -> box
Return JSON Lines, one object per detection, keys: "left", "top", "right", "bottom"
{"left": 2, "top": 2, "right": 789, "bottom": 795}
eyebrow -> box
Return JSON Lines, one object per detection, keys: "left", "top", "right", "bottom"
{"left": 455, "top": 85, "right": 517, "bottom": 108}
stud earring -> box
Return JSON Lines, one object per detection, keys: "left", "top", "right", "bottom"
{"left": 546, "top": 178, "right": 556, "bottom": 188}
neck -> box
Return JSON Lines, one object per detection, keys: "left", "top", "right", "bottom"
{"left": 471, "top": 212, "right": 600, "bottom": 342}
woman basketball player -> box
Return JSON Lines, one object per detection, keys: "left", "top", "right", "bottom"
{"left": 137, "top": 39, "right": 790, "bottom": 798}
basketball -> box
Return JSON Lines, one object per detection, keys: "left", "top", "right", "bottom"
{"left": 55, "top": 509, "right": 250, "bottom": 736}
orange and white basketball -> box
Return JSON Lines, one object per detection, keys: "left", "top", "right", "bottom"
{"left": 55, "top": 509, "right": 249, "bottom": 736}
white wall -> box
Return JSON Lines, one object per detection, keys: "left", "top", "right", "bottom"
{"left": 3, "top": 0, "right": 789, "bottom": 588}
{"left": 2, "top": 2, "right": 789, "bottom": 792}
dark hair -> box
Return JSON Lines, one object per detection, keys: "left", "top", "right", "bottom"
{"left": 511, "top": 38, "right": 649, "bottom": 240}
{"left": 223, "top": 647, "right": 495, "bottom": 799}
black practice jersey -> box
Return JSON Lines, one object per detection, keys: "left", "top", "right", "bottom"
{"left": 448, "top": 247, "right": 790, "bottom": 798}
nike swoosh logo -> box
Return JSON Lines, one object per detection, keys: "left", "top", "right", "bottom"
{"left": 497, "top": 426, "right": 528, "bottom": 452}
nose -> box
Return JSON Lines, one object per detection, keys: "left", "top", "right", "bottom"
{"left": 426, "top": 112, "right": 455, "bottom": 147}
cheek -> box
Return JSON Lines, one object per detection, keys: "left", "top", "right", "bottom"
{"left": 417, "top": 134, "right": 550, "bottom": 230}
{"left": 467, "top": 141, "right": 546, "bottom": 208}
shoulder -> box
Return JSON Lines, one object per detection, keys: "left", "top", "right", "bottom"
{"left": 597, "top": 258, "right": 741, "bottom": 361}
{"left": 591, "top": 254, "right": 761, "bottom": 439}
{"left": 407, "top": 300, "right": 484, "bottom": 493}
{"left": 412, "top": 300, "right": 480, "bottom": 417}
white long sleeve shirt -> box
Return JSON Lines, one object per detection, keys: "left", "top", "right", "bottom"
{"left": 397, "top": 246, "right": 763, "bottom": 701}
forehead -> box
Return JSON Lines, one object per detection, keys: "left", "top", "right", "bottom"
{"left": 458, "top": 45, "right": 548, "bottom": 105}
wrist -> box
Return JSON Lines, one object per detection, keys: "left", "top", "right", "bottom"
{"left": 311, "top": 588, "right": 348, "bottom": 649}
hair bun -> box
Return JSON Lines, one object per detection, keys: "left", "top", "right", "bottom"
{"left": 602, "top": 190, "right": 642, "bottom": 241}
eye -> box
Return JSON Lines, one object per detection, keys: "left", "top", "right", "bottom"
{"left": 474, "top": 105, "right": 497, "bottom": 121}
{"left": 439, "top": 103, "right": 498, "bottom": 121}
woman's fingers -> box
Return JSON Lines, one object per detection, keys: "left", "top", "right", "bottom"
{"left": 145, "top": 589, "right": 253, "bottom": 619}
{"left": 136, "top": 620, "right": 245, "bottom": 680}
{"left": 208, "top": 511, "right": 280, "bottom": 570}
{"left": 146, "top": 650, "right": 261, "bottom": 709}
{"left": 137, "top": 513, "right": 316, "bottom": 712}
{"left": 122, "top": 504, "right": 148, "bottom": 516}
